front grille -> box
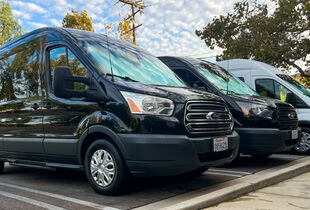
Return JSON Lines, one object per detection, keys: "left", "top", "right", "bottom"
{"left": 277, "top": 103, "right": 298, "bottom": 130}
{"left": 185, "top": 100, "right": 233, "bottom": 135}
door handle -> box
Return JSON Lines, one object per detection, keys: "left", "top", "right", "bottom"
{"left": 31, "top": 103, "right": 39, "bottom": 110}
{"left": 43, "top": 102, "right": 53, "bottom": 109}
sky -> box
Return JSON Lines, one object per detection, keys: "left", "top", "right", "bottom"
{"left": 9, "top": 0, "right": 274, "bottom": 60}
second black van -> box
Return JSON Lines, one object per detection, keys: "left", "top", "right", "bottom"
{"left": 159, "top": 56, "right": 300, "bottom": 158}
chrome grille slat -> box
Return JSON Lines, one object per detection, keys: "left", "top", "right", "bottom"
{"left": 185, "top": 100, "right": 233, "bottom": 135}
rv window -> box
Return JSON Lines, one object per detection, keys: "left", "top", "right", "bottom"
{"left": 0, "top": 44, "right": 41, "bottom": 103}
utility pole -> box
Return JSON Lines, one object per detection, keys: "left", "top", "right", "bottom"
{"left": 117, "top": 0, "right": 147, "bottom": 45}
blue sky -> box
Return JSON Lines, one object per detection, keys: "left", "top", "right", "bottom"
{"left": 9, "top": 0, "right": 274, "bottom": 59}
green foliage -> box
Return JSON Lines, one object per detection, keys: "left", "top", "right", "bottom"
{"left": 62, "top": 9, "right": 94, "bottom": 32}
{"left": 0, "top": 0, "right": 23, "bottom": 46}
{"left": 196, "top": 0, "right": 310, "bottom": 75}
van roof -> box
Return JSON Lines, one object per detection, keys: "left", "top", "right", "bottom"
{"left": 0, "top": 27, "right": 109, "bottom": 53}
{"left": 217, "top": 59, "right": 283, "bottom": 74}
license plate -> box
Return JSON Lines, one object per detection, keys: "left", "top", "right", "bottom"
{"left": 291, "top": 130, "right": 298, "bottom": 139}
{"left": 213, "top": 137, "right": 228, "bottom": 152}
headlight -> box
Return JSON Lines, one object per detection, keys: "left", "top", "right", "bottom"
{"left": 236, "top": 101, "right": 273, "bottom": 118}
{"left": 121, "top": 91, "right": 175, "bottom": 116}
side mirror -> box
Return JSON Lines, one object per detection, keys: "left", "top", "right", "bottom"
{"left": 192, "top": 83, "right": 206, "bottom": 91}
{"left": 286, "top": 92, "right": 296, "bottom": 106}
{"left": 53, "top": 66, "right": 108, "bottom": 102}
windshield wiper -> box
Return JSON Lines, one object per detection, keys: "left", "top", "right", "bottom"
{"left": 219, "top": 88, "right": 240, "bottom": 95}
{"left": 106, "top": 73, "right": 137, "bottom": 82}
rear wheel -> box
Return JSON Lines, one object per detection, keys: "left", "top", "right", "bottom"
{"left": 0, "top": 161, "right": 4, "bottom": 174}
{"left": 84, "top": 140, "right": 130, "bottom": 195}
{"left": 293, "top": 127, "right": 310, "bottom": 155}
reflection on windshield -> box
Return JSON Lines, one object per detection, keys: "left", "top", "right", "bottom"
{"left": 80, "top": 40, "right": 186, "bottom": 87}
{"left": 197, "top": 61, "right": 258, "bottom": 96}
{"left": 277, "top": 74, "right": 310, "bottom": 97}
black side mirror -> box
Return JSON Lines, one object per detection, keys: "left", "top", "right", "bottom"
{"left": 53, "top": 66, "right": 108, "bottom": 102}
{"left": 286, "top": 92, "right": 296, "bottom": 106}
{"left": 192, "top": 83, "right": 206, "bottom": 91}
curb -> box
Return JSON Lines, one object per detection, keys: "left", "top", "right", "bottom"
{"left": 133, "top": 156, "right": 310, "bottom": 210}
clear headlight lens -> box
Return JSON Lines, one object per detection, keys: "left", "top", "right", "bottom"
{"left": 121, "top": 91, "right": 175, "bottom": 116}
{"left": 236, "top": 101, "right": 273, "bottom": 118}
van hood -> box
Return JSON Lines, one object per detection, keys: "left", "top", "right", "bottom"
{"left": 114, "top": 81, "right": 223, "bottom": 103}
{"left": 229, "top": 93, "right": 289, "bottom": 108}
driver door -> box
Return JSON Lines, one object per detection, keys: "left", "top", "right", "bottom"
{"left": 42, "top": 45, "right": 99, "bottom": 163}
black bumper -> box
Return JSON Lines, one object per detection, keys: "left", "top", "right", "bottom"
{"left": 235, "top": 127, "right": 301, "bottom": 155}
{"left": 117, "top": 131, "right": 239, "bottom": 176}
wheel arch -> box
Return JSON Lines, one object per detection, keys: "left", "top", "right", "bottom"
{"left": 298, "top": 120, "right": 310, "bottom": 129}
{"left": 78, "top": 125, "right": 127, "bottom": 165}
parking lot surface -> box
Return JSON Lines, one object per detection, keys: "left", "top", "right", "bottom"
{"left": 0, "top": 153, "right": 305, "bottom": 210}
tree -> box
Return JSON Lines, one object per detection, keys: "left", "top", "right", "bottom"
{"left": 196, "top": 0, "right": 310, "bottom": 76}
{"left": 0, "top": 1, "right": 23, "bottom": 46}
{"left": 118, "top": 18, "right": 133, "bottom": 42}
{"left": 62, "top": 9, "right": 94, "bottom": 32}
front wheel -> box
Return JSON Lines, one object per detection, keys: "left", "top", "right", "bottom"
{"left": 84, "top": 140, "right": 130, "bottom": 195}
{"left": 293, "top": 127, "right": 310, "bottom": 155}
{"left": 0, "top": 161, "right": 4, "bottom": 174}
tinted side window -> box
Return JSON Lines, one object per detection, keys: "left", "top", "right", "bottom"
{"left": 49, "top": 47, "right": 88, "bottom": 94}
{"left": 255, "top": 79, "right": 275, "bottom": 98}
{"left": 174, "top": 69, "right": 205, "bottom": 88}
{"left": 238, "top": 77, "right": 245, "bottom": 82}
{"left": 0, "top": 44, "right": 41, "bottom": 102}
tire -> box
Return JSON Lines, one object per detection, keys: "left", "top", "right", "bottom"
{"left": 293, "top": 127, "right": 310, "bottom": 155}
{"left": 251, "top": 154, "right": 272, "bottom": 159}
{"left": 84, "top": 140, "right": 130, "bottom": 195}
{"left": 0, "top": 161, "right": 4, "bottom": 174}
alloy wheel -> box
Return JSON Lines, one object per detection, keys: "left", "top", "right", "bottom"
{"left": 295, "top": 131, "right": 310, "bottom": 154}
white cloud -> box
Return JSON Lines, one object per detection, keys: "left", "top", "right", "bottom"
{"left": 12, "top": 9, "right": 31, "bottom": 20}
{"left": 29, "top": 21, "right": 48, "bottom": 28}
{"left": 11, "top": 1, "right": 47, "bottom": 14}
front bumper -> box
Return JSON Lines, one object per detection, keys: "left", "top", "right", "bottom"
{"left": 235, "top": 127, "right": 301, "bottom": 155}
{"left": 117, "top": 131, "right": 239, "bottom": 176}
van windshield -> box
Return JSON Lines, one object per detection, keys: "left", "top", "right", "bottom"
{"left": 277, "top": 74, "right": 310, "bottom": 97}
{"left": 196, "top": 61, "right": 258, "bottom": 96}
{"left": 80, "top": 40, "right": 186, "bottom": 87}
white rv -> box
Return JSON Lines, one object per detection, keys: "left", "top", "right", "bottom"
{"left": 217, "top": 59, "right": 310, "bottom": 154}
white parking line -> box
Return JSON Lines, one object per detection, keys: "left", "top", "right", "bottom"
{"left": 0, "top": 183, "right": 119, "bottom": 210}
{"left": 0, "top": 190, "right": 67, "bottom": 210}
{"left": 205, "top": 171, "right": 243, "bottom": 178}
{"left": 209, "top": 168, "right": 253, "bottom": 175}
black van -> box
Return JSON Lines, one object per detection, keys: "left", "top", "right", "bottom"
{"left": 0, "top": 28, "right": 239, "bottom": 195}
{"left": 159, "top": 56, "right": 300, "bottom": 158}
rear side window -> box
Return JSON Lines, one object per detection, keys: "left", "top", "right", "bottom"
{"left": 49, "top": 47, "right": 89, "bottom": 94}
{"left": 0, "top": 43, "right": 41, "bottom": 103}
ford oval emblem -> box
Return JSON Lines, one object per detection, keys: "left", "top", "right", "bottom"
{"left": 288, "top": 113, "right": 296, "bottom": 119}
{"left": 206, "top": 112, "right": 220, "bottom": 120}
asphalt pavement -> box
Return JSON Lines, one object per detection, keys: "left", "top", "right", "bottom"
{"left": 0, "top": 153, "right": 305, "bottom": 210}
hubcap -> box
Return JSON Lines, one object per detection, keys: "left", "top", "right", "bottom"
{"left": 90, "top": 149, "right": 115, "bottom": 187}
{"left": 295, "top": 131, "right": 310, "bottom": 153}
